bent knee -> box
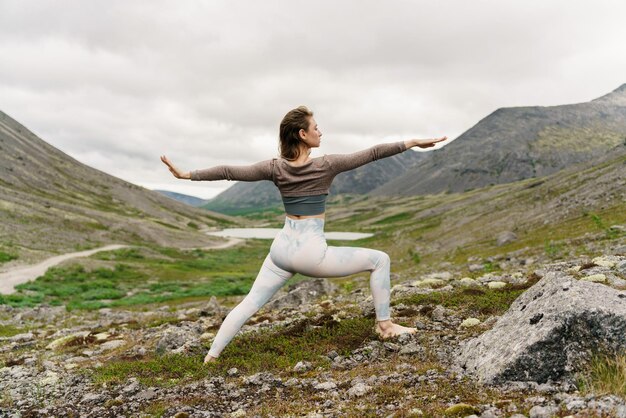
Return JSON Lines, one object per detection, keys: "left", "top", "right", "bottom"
{"left": 371, "top": 250, "right": 390, "bottom": 269}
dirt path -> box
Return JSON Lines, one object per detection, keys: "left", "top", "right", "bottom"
{"left": 0, "top": 244, "right": 130, "bottom": 295}
{"left": 0, "top": 237, "right": 245, "bottom": 295}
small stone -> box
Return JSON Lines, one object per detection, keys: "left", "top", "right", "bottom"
{"left": 458, "top": 277, "right": 478, "bottom": 286}
{"left": 293, "top": 361, "right": 312, "bottom": 372}
{"left": 593, "top": 257, "right": 616, "bottom": 268}
{"left": 411, "top": 278, "right": 445, "bottom": 288}
{"left": 431, "top": 305, "right": 447, "bottom": 322}
{"left": 314, "top": 381, "right": 337, "bottom": 390}
{"left": 444, "top": 403, "right": 478, "bottom": 416}
{"left": 227, "top": 367, "right": 239, "bottom": 376}
{"left": 460, "top": 318, "right": 481, "bottom": 328}
{"left": 399, "top": 343, "right": 421, "bottom": 355}
{"left": 231, "top": 409, "right": 246, "bottom": 417}
{"left": 580, "top": 274, "right": 606, "bottom": 283}
{"left": 348, "top": 382, "right": 370, "bottom": 397}
{"left": 99, "top": 340, "right": 125, "bottom": 351}
{"left": 383, "top": 342, "right": 400, "bottom": 352}
{"left": 93, "top": 332, "right": 111, "bottom": 341}
{"left": 200, "top": 332, "right": 215, "bottom": 341}
{"left": 136, "top": 388, "right": 157, "bottom": 400}
{"left": 487, "top": 281, "right": 507, "bottom": 289}
{"left": 469, "top": 264, "right": 484, "bottom": 272}
{"left": 529, "top": 405, "right": 559, "bottom": 418}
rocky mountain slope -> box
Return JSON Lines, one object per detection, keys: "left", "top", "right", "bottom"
{"left": 154, "top": 190, "right": 209, "bottom": 207}
{"left": 0, "top": 110, "right": 236, "bottom": 265}
{"left": 371, "top": 83, "right": 626, "bottom": 196}
{"left": 201, "top": 146, "right": 426, "bottom": 214}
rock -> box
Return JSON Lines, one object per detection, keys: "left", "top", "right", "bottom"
{"left": 93, "top": 332, "right": 111, "bottom": 341}
{"left": 460, "top": 318, "right": 481, "bottom": 328}
{"left": 411, "top": 278, "right": 445, "bottom": 288}
{"left": 593, "top": 256, "right": 617, "bottom": 268}
{"left": 227, "top": 368, "right": 239, "bottom": 376}
{"left": 423, "top": 272, "right": 453, "bottom": 281}
{"left": 497, "top": 231, "right": 518, "bottom": 246}
{"left": 399, "top": 343, "right": 422, "bottom": 355}
{"left": 231, "top": 409, "right": 246, "bottom": 417}
{"left": 487, "top": 281, "right": 507, "bottom": 289}
{"left": 431, "top": 305, "right": 447, "bottom": 322}
{"left": 528, "top": 405, "right": 559, "bottom": 418}
{"left": 8, "top": 332, "right": 34, "bottom": 343}
{"left": 99, "top": 340, "right": 125, "bottom": 351}
{"left": 444, "top": 403, "right": 478, "bottom": 416}
{"left": 155, "top": 328, "right": 198, "bottom": 354}
{"left": 348, "top": 382, "right": 370, "bottom": 397}
{"left": 201, "top": 296, "right": 223, "bottom": 316}
{"left": 46, "top": 331, "right": 90, "bottom": 350}
{"left": 456, "top": 271, "right": 626, "bottom": 384}
{"left": 469, "top": 264, "right": 484, "bottom": 272}
{"left": 136, "top": 388, "right": 157, "bottom": 400}
{"left": 314, "top": 381, "right": 337, "bottom": 390}
{"left": 580, "top": 274, "right": 606, "bottom": 283}
{"left": 293, "top": 361, "right": 312, "bottom": 372}
{"left": 266, "top": 278, "right": 337, "bottom": 310}
{"left": 458, "top": 277, "right": 479, "bottom": 287}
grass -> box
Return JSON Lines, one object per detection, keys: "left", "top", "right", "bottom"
{"left": 0, "top": 241, "right": 305, "bottom": 310}
{"left": 394, "top": 280, "right": 538, "bottom": 318}
{"left": 577, "top": 350, "right": 626, "bottom": 399}
{"left": 0, "top": 324, "right": 27, "bottom": 338}
{"left": 0, "top": 250, "right": 17, "bottom": 263}
{"left": 90, "top": 314, "right": 375, "bottom": 386}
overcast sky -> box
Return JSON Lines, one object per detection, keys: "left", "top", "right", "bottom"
{"left": 1, "top": 1, "right": 625, "bottom": 199}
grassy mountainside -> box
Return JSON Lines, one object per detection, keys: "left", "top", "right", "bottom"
{"left": 0, "top": 110, "right": 240, "bottom": 265}
{"left": 372, "top": 83, "right": 626, "bottom": 196}
{"left": 0, "top": 132, "right": 624, "bottom": 417}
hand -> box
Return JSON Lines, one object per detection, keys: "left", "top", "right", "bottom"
{"left": 410, "top": 136, "right": 448, "bottom": 149}
{"left": 160, "top": 155, "right": 190, "bottom": 179}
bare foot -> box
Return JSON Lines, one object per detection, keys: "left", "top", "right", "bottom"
{"left": 374, "top": 320, "right": 417, "bottom": 339}
{"left": 203, "top": 353, "right": 217, "bottom": 364}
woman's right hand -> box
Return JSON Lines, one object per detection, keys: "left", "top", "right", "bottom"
{"left": 160, "top": 155, "right": 191, "bottom": 179}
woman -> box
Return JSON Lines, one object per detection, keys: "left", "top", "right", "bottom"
{"left": 160, "top": 106, "right": 447, "bottom": 364}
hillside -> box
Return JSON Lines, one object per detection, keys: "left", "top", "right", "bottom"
{"left": 0, "top": 130, "right": 624, "bottom": 416}
{"left": 372, "top": 83, "right": 626, "bottom": 196}
{"left": 0, "top": 110, "right": 238, "bottom": 265}
{"left": 202, "top": 146, "right": 426, "bottom": 214}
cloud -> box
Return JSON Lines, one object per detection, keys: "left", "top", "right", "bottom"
{"left": 0, "top": 0, "right": 625, "bottom": 199}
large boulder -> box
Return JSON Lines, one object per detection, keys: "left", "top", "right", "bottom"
{"left": 265, "top": 278, "right": 336, "bottom": 311}
{"left": 456, "top": 270, "right": 626, "bottom": 384}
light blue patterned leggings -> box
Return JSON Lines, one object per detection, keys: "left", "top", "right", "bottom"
{"left": 207, "top": 217, "right": 392, "bottom": 357}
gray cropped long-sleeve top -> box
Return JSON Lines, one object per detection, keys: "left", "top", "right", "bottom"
{"left": 191, "top": 141, "right": 408, "bottom": 215}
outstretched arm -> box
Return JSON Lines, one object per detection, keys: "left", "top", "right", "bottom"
{"left": 160, "top": 155, "right": 273, "bottom": 182}
{"left": 327, "top": 137, "right": 447, "bottom": 175}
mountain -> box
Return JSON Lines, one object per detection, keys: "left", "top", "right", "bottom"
{"left": 371, "top": 83, "right": 626, "bottom": 196}
{"left": 201, "top": 148, "right": 427, "bottom": 214}
{"left": 154, "top": 190, "right": 209, "bottom": 207}
{"left": 0, "top": 110, "right": 237, "bottom": 263}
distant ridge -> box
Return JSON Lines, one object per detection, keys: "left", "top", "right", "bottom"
{"left": 371, "top": 83, "right": 626, "bottom": 196}
{"left": 154, "top": 190, "right": 209, "bottom": 207}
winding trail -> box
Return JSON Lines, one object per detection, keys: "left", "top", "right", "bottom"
{"left": 0, "top": 236, "right": 245, "bottom": 295}
{"left": 0, "top": 244, "right": 130, "bottom": 295}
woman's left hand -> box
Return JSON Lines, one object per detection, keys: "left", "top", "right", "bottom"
{"left": 412, "top": 136, "right": 448, "bottom": 149}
